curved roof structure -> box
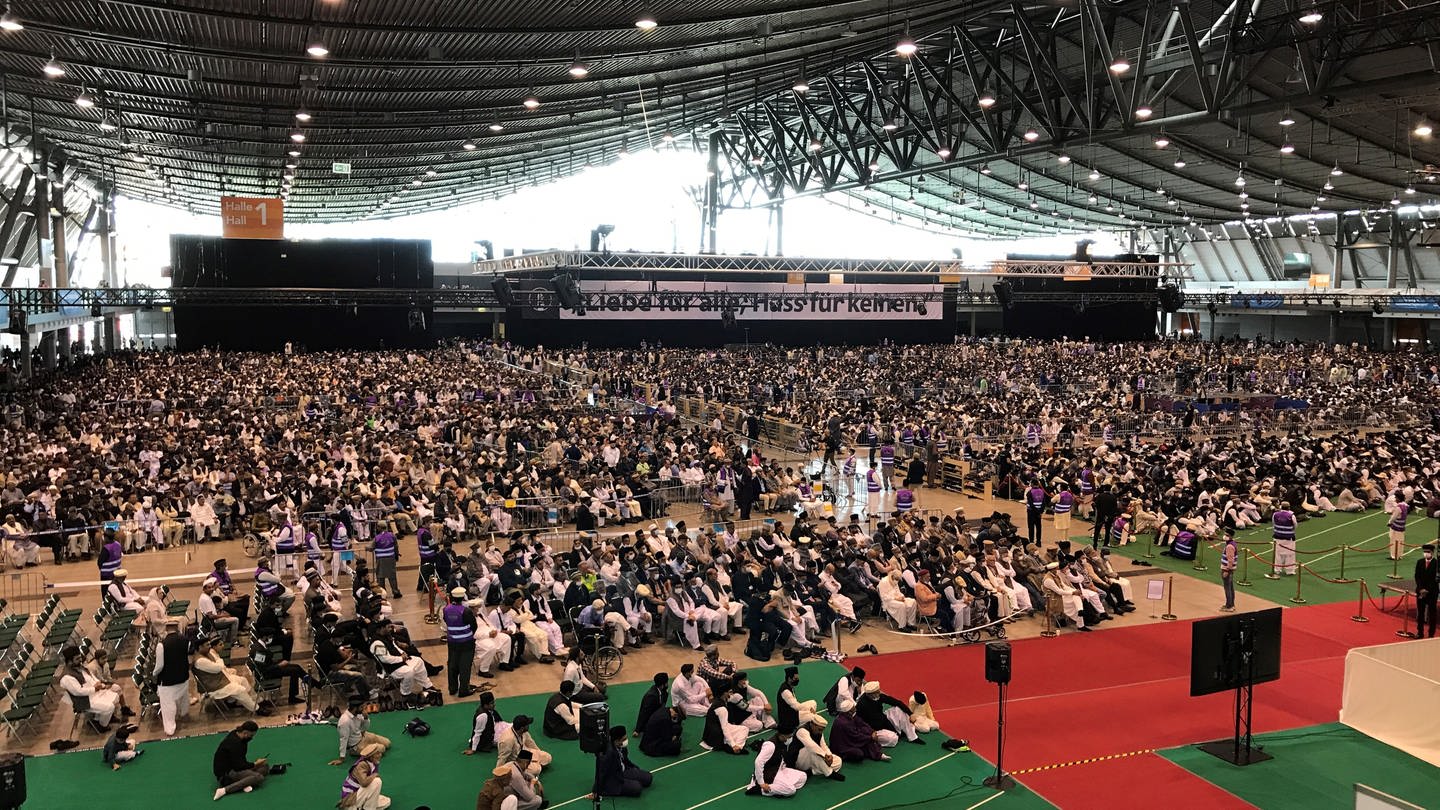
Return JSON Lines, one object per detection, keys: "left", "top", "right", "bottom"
{"left": 0, "top": 0, "right": 1434, "bottom": 237}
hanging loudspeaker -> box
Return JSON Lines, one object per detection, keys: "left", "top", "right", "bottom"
{"left": 491, "top": 277, "right": 516, "bottom": 307}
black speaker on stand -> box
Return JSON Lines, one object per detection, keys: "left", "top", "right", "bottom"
{"left": 983, "top": 642, "right": 1015, "bottom": 791}
{"left": 0, "top": 752, "right": 26, "bottom": 809}
{"left": 579, "top": 702, "right": 610, "bottom": 810}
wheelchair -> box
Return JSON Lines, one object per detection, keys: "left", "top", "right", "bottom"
{"left": 567, "top": 607, "right": 623, "bottom": 683}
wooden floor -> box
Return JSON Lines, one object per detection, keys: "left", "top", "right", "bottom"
{"left": 7, "top": 475, "right": 1263, "bottom": 756}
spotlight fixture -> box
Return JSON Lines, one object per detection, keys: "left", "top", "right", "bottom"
{"left": 0, "top": 5, "right": 22, "bottom": 31}
{"left": 1278, "top": 108, "right": 1296, "bottom": 127}
{"left": 1135, "top": 104, "right": 1153, "bottom": 119}
{"left": 74, "top": 89, "right": 95, "bottom": 108}
{"left": 1299, "top": 6, "right": 1323, "bottom": 23}
{"left": 1280, "top": 142, "right": 1295, "bottom": 154}
{"left": 1416, "top": 120, "right": 1435, "bottom": 138}
{"left": 1154, "top": 133, "right": 1170, "bottom": 148}
{"left": 294, "top": 108, "right": 312, "bottom": 122}
{"left": 634, "top": 11, "right": 658, "bottom": 30}
{"left": 895, "top": 24, "right": 917, "bottom": 57}
{"left": 462, "top": 141, "right": 476, "bottom": 150}
{"left": 306, "top": 39, "right": 329, "bottom": 57}
{"left": 522, "top": 96, "right": 541, "bottom": 110}
{"left": 1109, "top": 55, "right": 1130, "bottom": 73}
{"left": 977, "top": 90, "right": 996, "bottom": 108}
{"left": 568, "top": 51, "right": 589, "bottom": 78}
{"left": 1023, "top": 129, "right": 1040, "bottom": 141}
{"left": 290, "top": 131, "right": 306, "bottom": 142}
{"left": 42, "top": 56, "right": 65, "bottom": 77}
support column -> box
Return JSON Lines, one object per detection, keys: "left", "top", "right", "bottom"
{"left": 969, "top": 311, "right": 978, "bottom": 336}
{"left": 704, "top": 132, "right": 720, "bottom": 255}
{"left": 18, "top": 330, "right": 31, "bottom": 379}
{"left": 1328, "top": 312, "right": 1339, "bottom": 346}
{"left": 1382, "top": 317, "right": 1396, "bottom": 351}
{"left": 39, "top": 332, "right": 56, "bottom": 369}
{"left": 50, "top": 176, "right": 69, "bottom": 288}
{"left": 58, "top": 328, "right": 72, "bottom": 364}
{"left": 33, "top": 147, "right": 53, "bottom": 289}
{"left": 103, "top": 316, "right": 117, "bottom": 352}
{"left": 774, "top": 198, "right": 784, "bottom": 258}
{"left": 98, "top": 186, "right": 118, "bottom": 288}
{"left": 1419, "top": 320, "right": 1429, "bottom": 351}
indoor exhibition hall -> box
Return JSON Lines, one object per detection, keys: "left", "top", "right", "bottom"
{"left": 0, "top": 2, "right": 1437, "bottom": 810}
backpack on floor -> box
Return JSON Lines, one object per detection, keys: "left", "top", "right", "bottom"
{"left": 403, "top": 717, "right": 431, "bottom": 737}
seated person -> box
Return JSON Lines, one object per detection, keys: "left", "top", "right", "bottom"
{"left": 193, "top": 636, "right": 262, "bottom": 714}
{"left": 212, "top": 720, "right": 269, "bottom": 801}
{"left": 596, "top": 725, "right": 653, "bottom": 798}
{"left": 59, "top": 645, "right": 134, "bottom": 730}
{"left": 640, "top": 705, "right": 684, "bottom": 758}
{"left": 542, "top": 681, "right": 581, "bottom": 741}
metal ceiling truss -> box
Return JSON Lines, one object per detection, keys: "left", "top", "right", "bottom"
{"left": 474, "top": 250, "right": 971, "bottom": 276}
{"left": 706, "top": 0, "right": 1440, "bottom": 237}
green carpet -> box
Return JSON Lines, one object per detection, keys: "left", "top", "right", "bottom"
{"left": 1110, "top": 509, "right": 1431, "bottom": 607}
{"left": 27, "top": 658, "right": 1052, "bottom": 810}
{"left": 1161, "top": 722, "right": 1440, "bottom": 809}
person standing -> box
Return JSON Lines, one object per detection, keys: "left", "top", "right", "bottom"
{"left": 1219, "top": 528, "right": 1238, "bottom": 612}
{"left": 97, "top": 531, "right": 123, "bottom": 600}
{"left": 1025, "top": 480, "right": 1047, "bottom": 545}
{"left": 1051, "top": 484, "right": 1074, "bottom": 542}
{"left": 1271, "top": 502, "right": 1297, "bottom": 577}
{"left": 212, "top": 720, "right": 268, "bottom": 801}
{"left": 1092, "top": 486, "right": 1119, "bottom": 548}
{"left": 1387, "top": 493, "right": 1411, "bottom": 561}
{"left": 330, "top": 520, "right": 355, "bottom": 586}
{"left": 153, "top": 620, "right": 191, "bottom": 736}
{"left": 371, "top": 528, "right": 401, "bottom": 601}
{"left": 1415, "top": 544, "right": 1438, "bottom": 639}
{"left": 441, "top": 587, "right": 477, "bottom": 697}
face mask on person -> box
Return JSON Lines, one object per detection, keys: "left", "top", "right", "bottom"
{"left": 1427, "top": 552, "right": 1435, "bottom": 561}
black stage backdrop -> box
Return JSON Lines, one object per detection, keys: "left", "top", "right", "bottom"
{"left": 170, "top": 236, "right": 434, "bottom": 351}
{"left": 999, "top": 276, "right": 1158, "bottom": 341}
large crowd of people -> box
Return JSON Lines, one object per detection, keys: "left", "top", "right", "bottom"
{"left": 26, "top": 335, "right": 1440, "bottom": 804}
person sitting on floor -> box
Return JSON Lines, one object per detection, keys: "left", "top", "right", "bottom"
{"left": 542, "top": 681, "right": 581, "bottom": 741}
{"left": 829, "top": 699, "right": 890, "bottom": 764}
{"left": 670, "top": 663, "right": 711, "bottom": 717}
{"left": 746, "top": 724, "right": 808, "bottom": 798}
{"left": 102, "top": 723, "right": 144, "bottom": 771}
{"left": 856, "top": 681, "right": 923, "bottom": 746}
{"left": 700, "top": 685, "right": 749, "bottom": 755}
{"left": 596, "top": 725, "right": 654, "bottom": 798}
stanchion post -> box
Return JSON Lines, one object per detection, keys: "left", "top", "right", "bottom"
{"left": 1236, "top": 548, "right": 1253, "bottom": 587}
{"left": 1161, "top": 576, "right": 1177, "bottom": 621}
{"left": 1351, "top": 578, "right": 1369, "bottom": 623}
{"left": 1386, "top": 551, "right": 1402, "bottom": 581}
{"left": 1040, "top": 595, "right": 1058, "bottom": 638}
{"left": 1289, "top": 566, "right": 1307, "bottom": 604}
{"left": 1335, "top": 545, "right": 1354, "bottom": 584}
{"left": 1192, "top": 538, "right": 1209, "bottom": 572}
{"left": 1264, "top": 541, "right": 1280, "bottom": 580}
{"left": 1143, "top": 531, "right": 1157, "bottom": 559}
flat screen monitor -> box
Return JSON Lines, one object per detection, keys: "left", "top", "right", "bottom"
{"left": 1189, "top": 607, "right": 1283, "bottom": 697}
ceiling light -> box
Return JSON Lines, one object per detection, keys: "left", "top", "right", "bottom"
{"left": 1391, "top": 195, "right": 1401, "bottom": 205}
{"left": 1323, "top": 180, "right": 1334, "bottom": 190}
{"left": 283, "top": 172, "right": 295, "bottom": 181}
{"left": 882, "top": 118, "right": 898, "bottom": 131}
{"left": 979, "top": 164, "right": 991, "bottom": 175}
{"left": 1154, "top": 133, "right": 1170, "bottom": 148}
{"left": 1105, "top": 204, "right": 1114, "bottom": 212}
{"left": 425, "top": 169, "right": 437, "bottom": 177}
{"left": 1029, "top": 200, "right": 1039, "bottom": 209}
{"left": 1017, "top": 180, "right": 1029, "bottom": 191}
{"left": 895, "top": 26, "right": 917, "bottom": 57}
{"left": 1023, "top": 129, "right": 1039, "bottom": 141}
{"left": 568, "top": 51, "right": 589, "bottom": 78}
{"left": 1135, "top": 104, "right": 1153, "bottom": 119}
{"left": 42, "top": 56, "right": 65, "bottom": 77}
{"left": 1109, "top": 56, "right": 1130, "bottom": 74}
{"left": 792, "top": 78, "right": 809, "bottom": 93}
{"left": 1316, "top": 195, "right": 1326, "bottom": 202}
{"left": 1168, "top": 198, "right": 1178, "bottom": 206}
{"left": 1405, "top": 185, "right": 1416, "bottom": 195}
{"left": 977, "top": 91, "right": 996, "bottom": 109}
{"left": 1330, "top": 164, "right": 1343, "bottom": 176}
{"left": 936, "top": 145, "right": 953, "bottom": 159}
{"left": 522, "top": 96, "right": 541, "bottom": 110}
{"left": 290, "top": 131, "right": 306, "bottom": 142}
{"left": 1240, "top": 202, "right": 1249, "bottom": 210}
{"left": 1088, "top": 169, "right": 1100, "bottom": 181}
{"left": 748, "top": 153, "right": 763, "bottom": 166}
{"left": 1234, "top": 173, "right": 1246, "bottom": 186}
{"left": 488, "top": 122, "right": 504, "bottom": 132}
{"left": 98, "top": 114, "right": 118, "bottom": 132}
{"left": 1416, "top": 120, "right": 1434, "bottom": 138}
{"left": 1299, "top": 7, "right": 1323, "bottom": 24}
{"left": 294, "top": 108, "right": 312, "bottom": 122}
{"left": 661, "top": 131, "right": 675, "bottom": 144}
{"left": 634, "top": 11, "right": 658, "bottom": 30}
{"left": 306, "top": 40, "right": 329, "bottom": 57}
{"left": 1087, "top": 194, "right": 1097, "bottom": 204}
{"left": 1057, "top": 154, "right": 1071, "bottom": 164}
{"left": 285, "top": 161, "right": 298, "bottom": 169}
{"left": 1278, "top": 108, "right": 1296, "bottom": 127}
{"left": 0, "top": 6, "right": 21, "bottom": 31}
{"left": 807, "top": 138, "right": 823, "bottom": 152}
{"left": 462, "top": 141, "right": 476, "bottom": 150}
{"left": 1173, "top": 157, "right": 1187, "bottom": 168}
{"left": 74, "top": 90, "right": 95, "bottom": 108}
{"left": 867, "top": 156, "right": 880, "bottom": 171}
{"left": 1238, "top": 191, "right": 1249, "bottom": 199}
{"left": 411, "top": 179, "right": 422, "bottom": 186}
{"left": 1280, "top": 142, "right": 1295, "bottom": 154}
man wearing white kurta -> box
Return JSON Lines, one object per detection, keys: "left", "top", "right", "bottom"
{"left": 749, "top": 726, "right": 808, "bottom": 798}
{"left": 473, "top": 607, "right": 514, "bottom": 678}
{"left": 670, "top": 664, "right": 711, "bottom": 717}
{"left": 877, "top": 571, "right": 917, "bottom": 630}
{"left": 794, "top": 702, "right": 843, "bottom": 780}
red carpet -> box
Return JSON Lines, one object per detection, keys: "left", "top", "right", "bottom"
{"left": 1019, "top": 753, "right": 1255, "bottom": 810}
{"left": 855, "top": 603, "right": 1410, "bottom": 807}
